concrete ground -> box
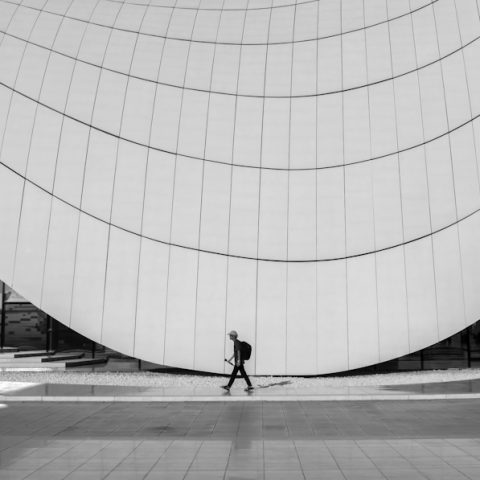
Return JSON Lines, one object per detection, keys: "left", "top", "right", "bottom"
{"left": 1, "top": 400, "right": 480, "bottom": 479}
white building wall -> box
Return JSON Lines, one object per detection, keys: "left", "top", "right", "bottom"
{"left": 0, "top": 0, "right": 480, "bottom": 374}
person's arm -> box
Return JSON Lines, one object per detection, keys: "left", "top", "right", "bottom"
{"left": 227, "top": 354, "right": 234, "bottom": 362}
{"left": 234, "top": 344, "right": 241, "bottom": 366}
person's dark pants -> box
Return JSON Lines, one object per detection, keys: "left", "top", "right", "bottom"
{"left": 227, "top": 364, "right": 252, "bottom": 387}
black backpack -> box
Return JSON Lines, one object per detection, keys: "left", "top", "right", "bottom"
{"left": 241, "top": 341, "right": 252, "bottom": 361}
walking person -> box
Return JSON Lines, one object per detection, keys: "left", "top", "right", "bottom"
{"left": 222, "top": 330, "right": 254, "bottom": 392}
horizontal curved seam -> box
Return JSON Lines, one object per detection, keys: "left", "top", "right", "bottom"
{"left": 0, "top": 155, "right": 477, "bottom": 262}
{"left": 105, "top": 0, "right": 435, "bottom": 15}
{"left": 1, "top": 78, "right": 479, "bottom": 172}
{"left": 0, "top": 0, "right": 439, "bottom": 46}
{"left": 1, "top": 25, "right": 478, "bottom": 99}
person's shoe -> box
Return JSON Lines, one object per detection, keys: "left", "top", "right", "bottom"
{"left": 221, "top": 385, "right": 230, "bottom": 391}
{"left": 245, "top": 386, "right": 254, "bottom": 392}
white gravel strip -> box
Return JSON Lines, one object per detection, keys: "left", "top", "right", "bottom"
{"left": 1, "top": 368, "right": 480, "bottom": 388}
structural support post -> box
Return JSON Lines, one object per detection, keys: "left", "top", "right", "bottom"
{"left": 46, "top": 315, "right": 53, "bottom": 352}
{"left": 0, "top": 282, "right": 5, "bottom": 349}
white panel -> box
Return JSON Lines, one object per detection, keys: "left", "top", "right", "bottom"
{"left": 142, "top": 6, "right": 172, "bottom": 36}
{"left": 170, "top": 156, "right": 203, "bottom": 247}
{"left": 268, "top": 5, "right": 294, "bottom": 44}
{"left": 404, "top": 237, "right": 438, "bottom": 351}
{"left": 103, "top": 30, "right": 137, "bottom": 73}
{"left": 90, "top": 1, "right": 121, "bottom": 26}
{"left": 376, "top": 248, "right": 409, "bottom": 361}
{"left": 150, "top": 85, "right": 182, "bottom": 152}
{"left": 345, "top": 163, "right": 375, "bottom": 256}
{"left": 199, "top": 163, "right": 230, "bottom": 253}
{"left": 6, "top": 7, "right": 38, "bottom": 38}
{"left": 442, "top": 53, "right": 471, "bottom": 128}
{"left": 130, "top": 35, "right": 164, "bottom": 82}
{"left": 0, "top": 37, "right": 24, "bottom": 87}
{"left": 191, "top": 9, "right": 220, "bottom": 42}
{"left": 92, "top": 71, "right": 128, "bottom": 135}
{"left": 0, "top": 2, "right": 17, "bottom": 31}
{"left": 13, "top": 183, "right": 50, "bottom": 307}
{"left": 394, "top": 74, "right": 423, "bottom": 151}
{"left": 399, "top": 148, "right": 431, "bottom": 240}
{"left": 142, "top": 150, "right": 175, "bottom": 240}
{"left": 258, "top": 170, "right": 288, "bottom": 260}
{"left": 288, "top": 171, "right": 316, "bottom": 260}
{"left": 111, "top": 141, "right": 147, "bottom": 233}
{"left": 167, "top": 8, "right": 196, "bottom": 38}
{"left": 30, "top": 13, "right": 62, "bottom": 48}
{"left": 433, "top": 0, "right": 461, "bottom": 56}
{"left": 194, "top": 253, "right": 227, "bottom": 372}
{"left": 342, "top": 31, "right": 367, "bottom": 89}
{"left": 102, "top": 227, "right": 140, "bottom": 356}
{"left": 290, "top": 97, "right": 316, "bottom": 169}
{"left": 369, "top": 82, "right": 397, "bottom": 158}
{"left": 365, "top": 24, "right": 391, "bottom": 83}
{"left": 317, "top": 168, "right": 345, "bottom": 259}
{"left": 294, "top": 2, "right": 317, "bottom": 42}
{"left": 238, "top": 45, "right": 267, "bottom": 96}
{"left": 243, "top": 9, "right": 269, "bottom": 44}
{"left": 205, "top": 94, "right": 235, "bottom": 162}
{"left": 256, "top": 261, "right": 287, "bottom": 375}
{"left": 262, "top": 98, "right": 289, "bottom": 169}
{"left": 0, "top": 166, "right": 23, "bottom": 284}
{"left": 39, "top": 53, "right": 74, "bottom": 112}
{"left": 317, "top": 95, "right": 343, "bottom": 167}
{"left": 121, "top": 79, "right": 155, "bottom": 144}
{"left": 53, "top": 118, "right": 89, "bottom": 208}
{"left": 388, "top": 16, "right": 416, "bottom": 76}
{"left": 42, "top": 199, "right": 79, "bottom": 324}
{"left": 1, "top": 94, "right": 36, "bottom": 175}
{"left": 77, "top": 25, "right": 110, "bottom": 65}
{"left": 65, "top": 62, "right": 100, "bottom": 124}
{"left": 178, "top": 90, "right": 209, "bottom": 158}
{"left": 164, "top": 247, "right": 198, "bottom": 369}
{"left": 265, "top": 44, "right": 292, "bottom": 97}
{"left": 158, "top": 39, "right": 189, "bottom": 86}
{"left": 211, "top": 44, "right": 240, "bottom": 93}
{"left": 317, "top": 260, "right": 348, "bottom": 373}
{"left": 184, "top": 43, "right": 215, "bottom": 91}
{"left": 317, "top": 37, "right": 342, "bottom": 93}
{"left": 418, "top": 63, "right": 448, "bottom": 140}
{"left": 67, "top": 0, "right": 97, "bottom": 21}
{"left": 53, "top": 18, "right": 86, "bottom": 57}
{"left": 343, "top": 89, "right": 370, "bottom": 164}
{"left": 455, "top": 0, "right": 480, "bottom": 44}
{"left": 341, "top": 0, "right": 363, "bottom": 31}
{"left": 459, "top": 214, "right": 480, "bottom": 326}
{"left": 225, "top": 257, "right": 257, "bottom": 374}
{"left": 411, "top": 4, "right": 438, "bottom": 66}
{"left": 70, "top": 214, "right": 107, "bottom": 340}
{"left": 81, "top": 130, "right": 117, "bottom": 221}
{"left": 292, "top": 42, "right": 316, "bottom": 96}
{"left": 0, "top": 87, "right": 9, "bottom": 150}
{"left": 373, "top": 156, "right": 403, "bottom": 250}
{"left": 425, "top": 137, "right": 457, "bottom": 230}
{"left": 134, "top": 238, "right": 169, "bottom": 363}
{"left": 286, "top": 263, "right": 316, "bottom": 375}
{"left": 433, "top": 226, "right": 466, "bottom": 339}
{"left": 27, "top": 106, "right": 62, "bottom": 191}
{"left": 229, "top": 167, "right": 259, "bottom": 258}
{"left": 217, "top": 10, "right": 245, "bottom": 43}
{"left": 464, "top": 43, "right": 480, "bottom": 116}
{"left": 347, "top": 254, "right": 379, "bottom": 369}
{"left": 386, "top": 0, "right": 410, "bottom": 17}
{"left": 450, "top": 127, "right": 480, "bottom": 218}
{"left": 364, "top": 0, "right": 387, "bottom": 26}
{"left": 317, "top": 0, "right": 341, "bottom": 37}
{"left": 115, "top": 3, "right": 146, "bottom": 30}
{"left": 233, "top": 97, "right": 263, "bottom": 168}
{"left": 15, "top": 44, "right": 49, "bottom": 99}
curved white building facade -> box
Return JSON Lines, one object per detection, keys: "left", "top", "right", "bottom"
{"left": 1, "top": 0, "right": 480, "bottom": 374}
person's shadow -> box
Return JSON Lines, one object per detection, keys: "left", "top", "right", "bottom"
{"left": 256, "top": 380, "right": 291, "bottom": 389}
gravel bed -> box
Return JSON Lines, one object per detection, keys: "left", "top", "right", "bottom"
{"left": 1, "top": 368, "right": 480, "bottom": 388}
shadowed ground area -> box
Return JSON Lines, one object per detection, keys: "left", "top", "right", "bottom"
{"left": 1, "top": 400, "right": 480, "bottom": 479}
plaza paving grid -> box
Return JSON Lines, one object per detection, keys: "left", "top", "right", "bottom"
{"left": 1, "top": 400, "right": 480, "bottom": 479}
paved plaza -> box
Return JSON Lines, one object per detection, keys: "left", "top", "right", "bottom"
{"left": 1, "top": 400, "right": 480, "bottom": 479}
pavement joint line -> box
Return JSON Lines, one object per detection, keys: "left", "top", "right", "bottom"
{"left": 2, "top": 393, "right": 480, "bottom": 401}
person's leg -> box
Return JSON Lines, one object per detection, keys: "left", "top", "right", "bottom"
{"left": 227, "top": 365, "right": 239, "bottom": 387}
{"left": 238, "top": 365, "right": 252, "bottom": 387}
